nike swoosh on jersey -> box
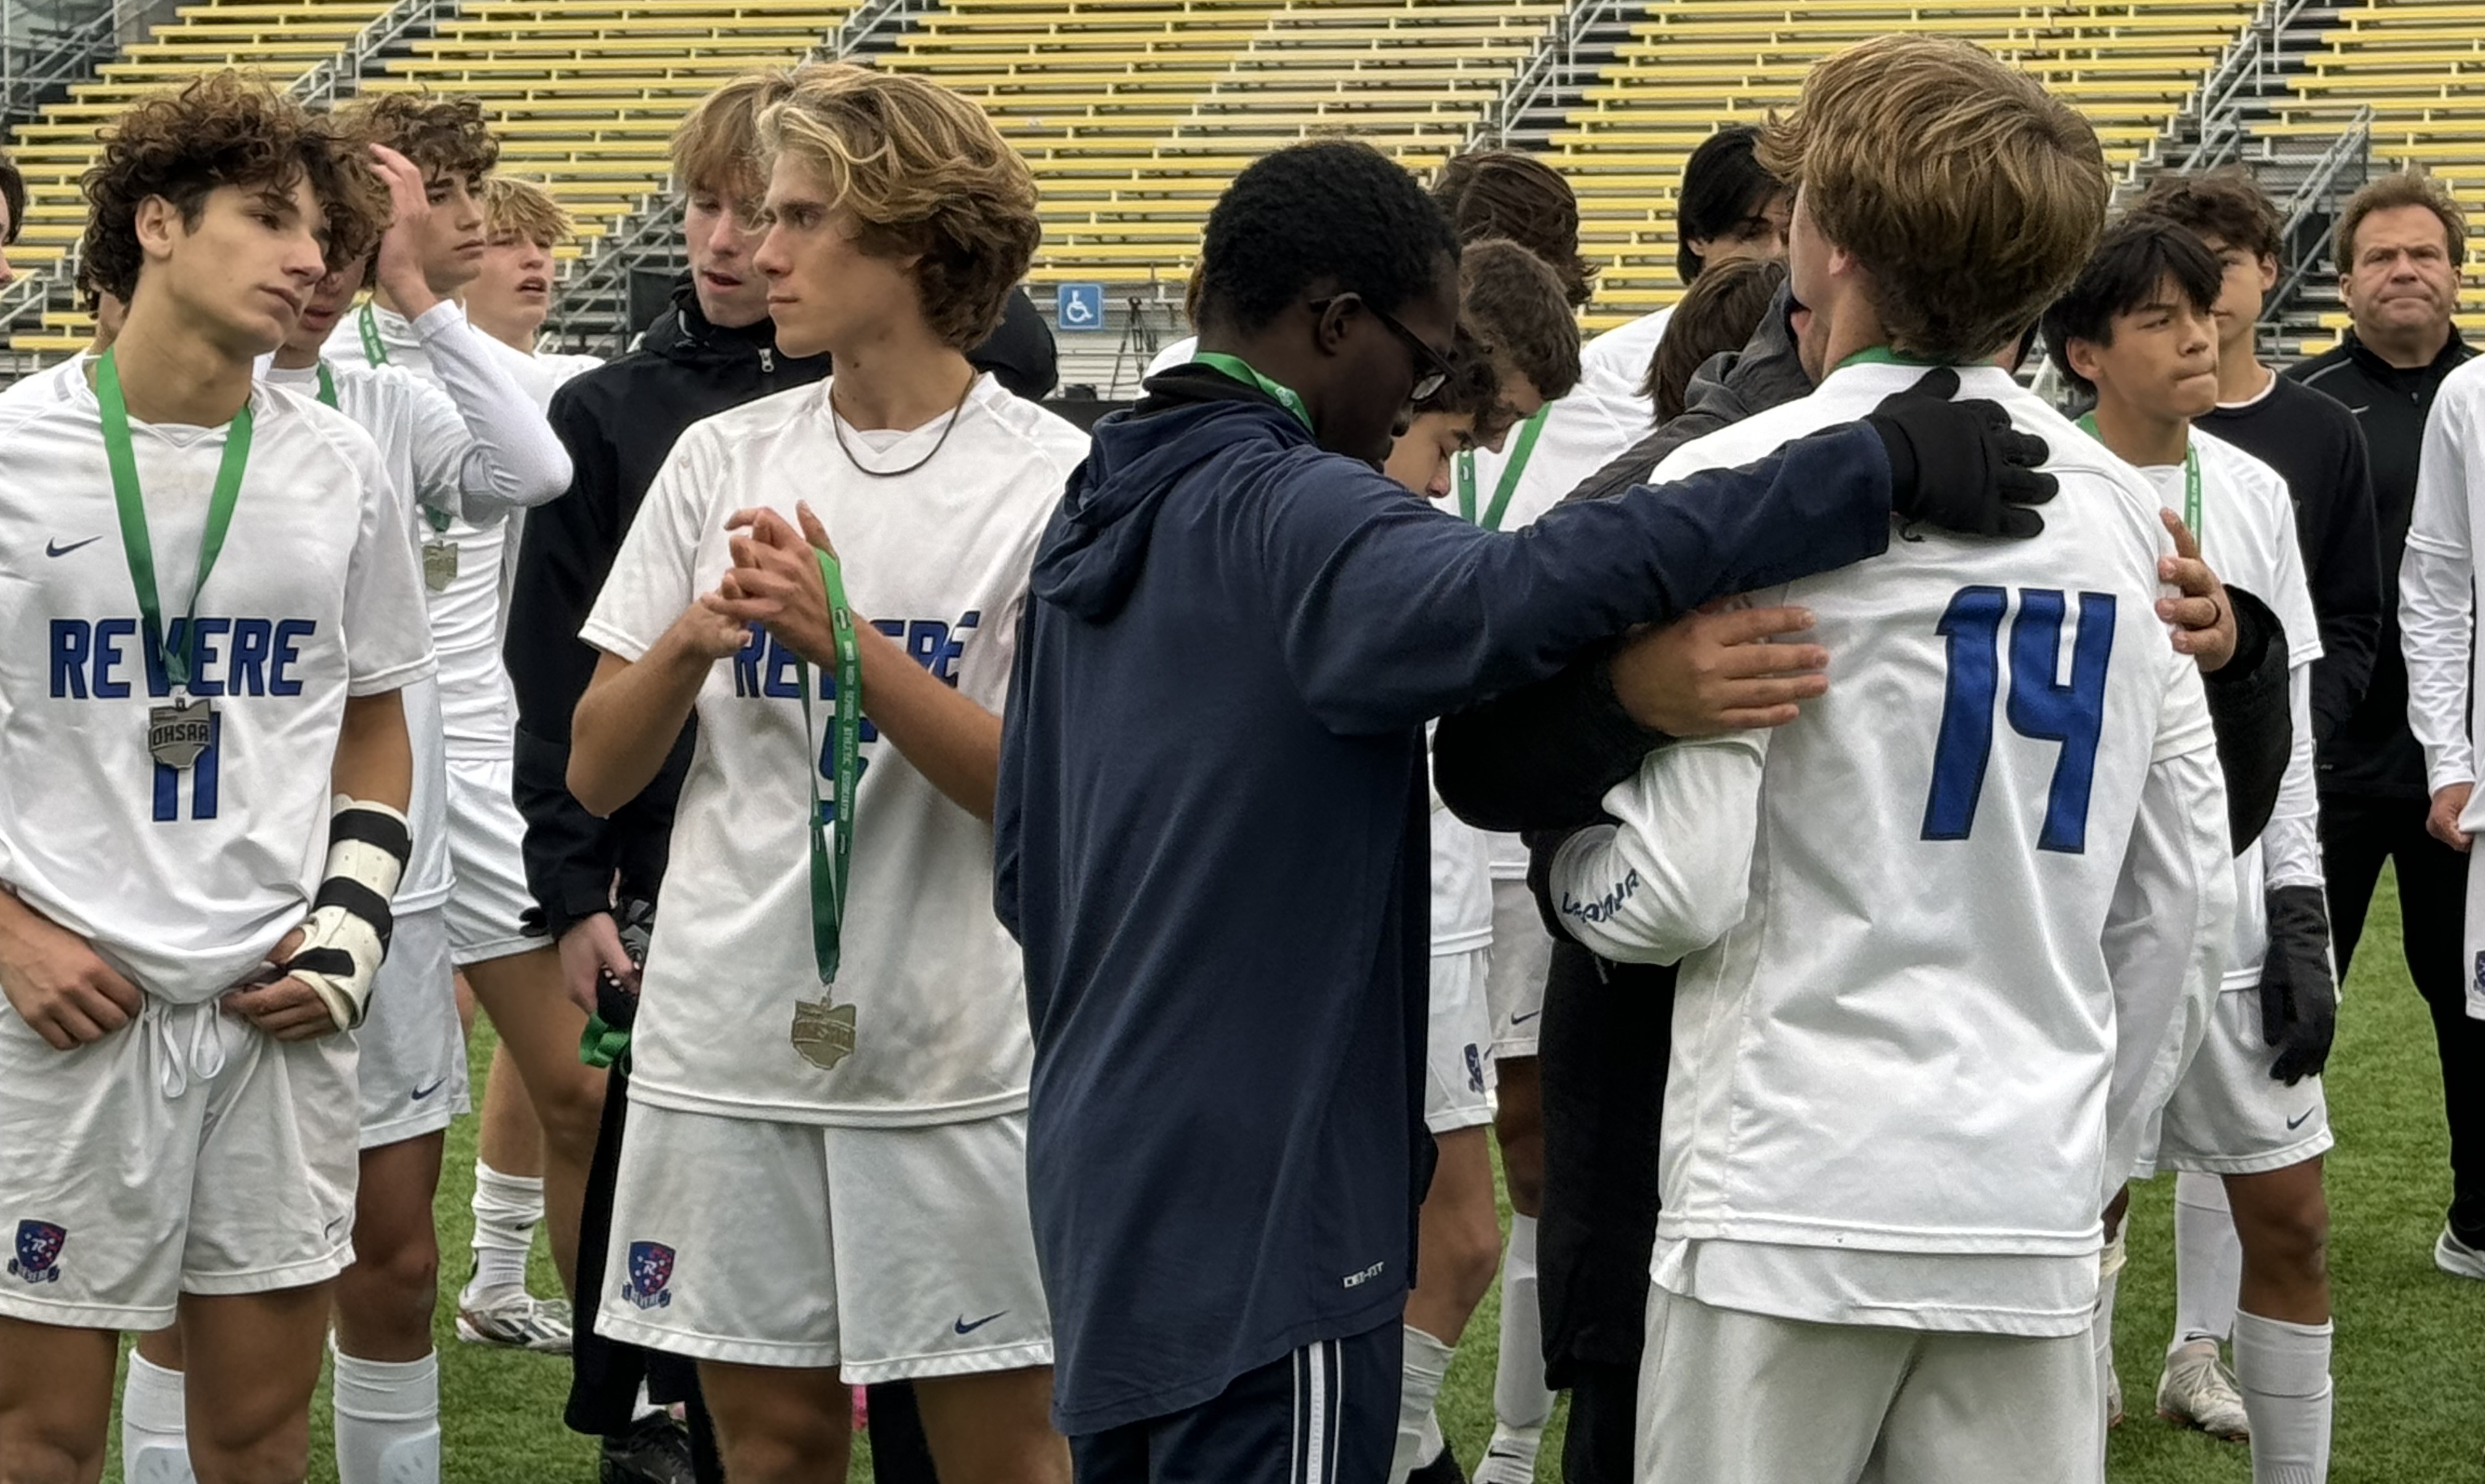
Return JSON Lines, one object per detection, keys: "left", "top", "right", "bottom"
{"left": 953, "top": 1310, "right": 1008, "bottom": 1335}
{"left": 410, "top": 1077, "right": 449, "bottom": 1101}
{"left": 2287, "top": 1109, "right": 2317, "bottom": 1130}
{"left": 45, "top": 536, "right": 100, "bottom": 558}
{"left": 1510, "top": 1008, "right": 1541, "bottom": 1025}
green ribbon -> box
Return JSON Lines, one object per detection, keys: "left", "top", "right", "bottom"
{"left": 358, "top": 302, "right": 390, "bottom": 367}
{"left": 1455, "top": 404, "right": 1550, "bottom": 531}
{"left": 2078, "top": 412, "right": 2201, "bottom": 540}
{"left": 577, "top": 1013, "right": 631, "bottom": 1070}
{"left": 1834, "top": 345, "right": 1947, "bottom": 370}
{"left": 96, "top": 348, "right": 250, "bottom": 691}
{"left": 796, "top": 548, "right": 862, "bottom": 984}
{"left": 1194, "top": 351, "right": 1314, "bottom": 433}
{"left": 314, "top": 361, "right": 339, "bottom": 409}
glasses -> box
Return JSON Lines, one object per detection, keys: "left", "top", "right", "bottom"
{"left": 1311, "top": 293, "right": 1451, "bottom": 402}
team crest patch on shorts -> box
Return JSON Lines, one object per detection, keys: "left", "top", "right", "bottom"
{"left": 622, "top": 1241, "right": 676, "bottom": 1308}
{"left": 7, "top": 1220, "right": 65, "bottom": 1284}
{"left": 1464, "top": 1043, "right": 1485, "bottom": 1094}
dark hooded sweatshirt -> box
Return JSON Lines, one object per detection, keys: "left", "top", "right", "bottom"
{"left": 995, "top": 364, "right": 1916, "bottom": 1435}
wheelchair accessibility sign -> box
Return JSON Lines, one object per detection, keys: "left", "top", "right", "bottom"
{"left": 1057, "top": 283, "right": 1104, "bottom": 331}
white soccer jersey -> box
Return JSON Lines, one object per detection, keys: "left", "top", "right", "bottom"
{"left": 1549, "top": 361, "right": 2233, "bottom": 1337}
{"left": 1429, "top": 758, "right": 1493, "bottom": 955}
{"left": 585, "top": 374, "right": 1087, "bottom": 1126}
{"left": 0, "top": 377, "right": 436, "bottom": 1002}
{"left": 1573, "top": 304, "right": 1675, "bottom": 417}
{"left": 2402, "top": 356, "right": 2485, "bottom": 804}
{"left": 262, "top": 356, "right": 568, "bottom": 911}
{"left": 325, "top": 300, "right": 566, "bottom": 762}
{"left": 2129, "top": 428, "right": 2324, "bottom": 989}
{"left": 0, "top": 353, "right": 91, "bottom": 408}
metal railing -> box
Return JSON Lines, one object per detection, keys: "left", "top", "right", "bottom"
{"left": 2259, "top": 104, "right": 2373, "bottom": 351}
{"left": 2134, "top": 0, "right": 2311, "bottom": 182}
{"left": 293, "top": 0, "right": 443, "bottom": 104}
{"left": 1, "top": 4, "right": 118, "bottom": 124}
{"left": 541, "top": 0, "right": 933, "bottom": 351}
{"left": 1466, "top": 0, "right": 1623, "bottom": 148}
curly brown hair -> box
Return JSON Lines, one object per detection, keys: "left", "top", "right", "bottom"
{"left": 1642, "top": 257, "right": 1786, "bottom": 422}
{"left": 2134, "top": 166, "right": 2283, "bottom": 261}
{"left": 337, "top": 90, "right": 499, "bottom": 184}
{"left": 81, "top": 71, "right": 389, "bottom": 303}
{"left": 760, "top": 64, "right": 1039, "bottom": 351}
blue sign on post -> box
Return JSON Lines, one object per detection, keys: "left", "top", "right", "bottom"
{"left": 1058, "top": 282, "right": 1105, "bottom": 332}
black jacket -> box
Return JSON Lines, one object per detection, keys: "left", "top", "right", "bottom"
{"left": 507, "top": 283, "right": 829, "bottom": 933}
{"left": 2288, "top": 328, "right": 2476, "bottom": 799}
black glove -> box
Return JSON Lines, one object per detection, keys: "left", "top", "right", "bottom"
{"left": 1863, "top": 366, "right": 2058, "bottom": 539}
{"left": 2260, "top": 884, "right": 2337, "bottom": 1085}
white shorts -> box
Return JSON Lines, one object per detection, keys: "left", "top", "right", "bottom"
{"left": 1636, "top": 1287, "right": 2100, "bottom": 1484}
{"left": 1426, "top": 948, "right": 1496, "bottom": 1134}
{"left": 1485, "top": 878, "right": 1551, "bottom": 1059}
{"left": 354, "top": 906, "right": 469, "bottom": 1149}
{"left": 2139, "top": 981, "right": 2333, "bottom": 1178}
{"left": 444, "top": 755, "right": 534, "bottom": 966}
{"left": 598, "top": 1103, "right": 1053, "bottom": 1382}
{"left": 0, "top": 1000, "right": 358, "bottom": 1331}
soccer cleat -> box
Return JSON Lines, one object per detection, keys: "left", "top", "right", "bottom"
{"left": 2106, "top": 1363, "right": 2125, "bottom": 1428}
{"left": 2155, "top": 1341, "right": 2250, "bottom": 1441}
{"left": 455, "top": 1289, "right": 575, "bottom": 1353}
{"left": 600, "top": 1413, "right": 696, "bottom": 1484}
{"left": 1469, "top": 1425, "right": 1542, "bottom": 1484}
{"left": 2436, "top": 1226, "right": 2485, "bottom": 1281}
{"left": 1408, "top": 1438, "right": 1468, "bottom": 1484}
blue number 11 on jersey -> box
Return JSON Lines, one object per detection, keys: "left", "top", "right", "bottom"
{"left": 1922, "top": 585, "right": 2116, "bottom": 854}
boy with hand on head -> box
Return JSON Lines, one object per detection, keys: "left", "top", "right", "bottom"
{"left": 0, "top": 71, "right": 431, "bottom": 1484}
{"left": 1543, "top": 39, "right": 2238, "bottom": 1484}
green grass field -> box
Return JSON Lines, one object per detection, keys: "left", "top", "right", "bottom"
{"left": 108, "top": 874, "right": 2482, "bottom": 1482}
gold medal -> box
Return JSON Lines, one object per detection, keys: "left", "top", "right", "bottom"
{"left": 790, "top": 994, "right": 857, "bottom": 1071}
{"left": 147, "top": 695, "right": 213, "bottom": 769}
{"left": 422, "top": 539, "right": 459, "bottom": 592}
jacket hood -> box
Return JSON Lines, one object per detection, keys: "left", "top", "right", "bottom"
{"left": 1677, "top": 281, "right": 1810, "bottom": 430}
{"left": 1031, "top": 370, "right": 1308, "bottom": 622}
{"left": 642, "top": 275, "right": 819, "bottom": 371}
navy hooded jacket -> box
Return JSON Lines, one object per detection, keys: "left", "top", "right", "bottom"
{"left": 995, "top": 367, "right": 1904, "bottom": 1435}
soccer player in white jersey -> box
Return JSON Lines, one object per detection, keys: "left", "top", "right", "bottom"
{"left": 1376, "top": 240, "right": 1580, "bottom": 1484}
{"left": 1543, "top": 39, "right": 2238, "bottom": 1483}
{"left": 567, "top": 65, "right": 1080, "bottom": 1483}
{"left": 2049, "top": 218, "right": 2339, "bottom": 1483}
{"left": 2401, "top": 334, "right": 2485, "bottom": 1278}
{"left": 112, "top": 136, "right": 571, "bottom": 1484}
{"left": 326, "top": 92, "right": 603, "bottom": 1356}
{"left": 0, "top": 73, "right": 432, "bottom": 1484}
{"left": 468, "top": 174, "right": 605, "bottom": 385}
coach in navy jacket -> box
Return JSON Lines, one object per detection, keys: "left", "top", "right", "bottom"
{"left": 993, "top": 139, "right": 2055, "bottom": 1476}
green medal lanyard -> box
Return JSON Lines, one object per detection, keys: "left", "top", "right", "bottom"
{"left": 1194, "top": 351, "right": 1315, "bottom": 433}
{"left": 96, "top": 348, "right": 250, "bottom": 691}
{"left": 1835, "top": 345, "right": 1943, "bottom": 371}
{"left": 357, "top": 303, "right": 391, "bottom": 367}
{"left": 1455, "top": 404, "right": 1549, "bottom": 529}
{"left": 2078, "top": 412, "right": 2201, "bottom": 540}
{"left": 794, "top": 549, "right": 862, "bottom": 983}
{"left": 314, "top": 361, "right": 339, "bottom": 409}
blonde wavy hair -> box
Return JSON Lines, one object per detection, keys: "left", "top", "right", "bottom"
{"left": 484, "top": 175, "right": 569, "bottom": 248}
{"left": 1759, "top": 35, "right": 2108, "bottom": 361}
{"left": 759, "top": 63, "right": 1039, "bottom": 349}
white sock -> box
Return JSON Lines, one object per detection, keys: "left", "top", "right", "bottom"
{"left": 2094, "top": 1226, "right": 2126, "bottom": 1429}
{"left": 333, "top": 1347, "right": 442, "bottom": 1484}
{"left": 464, "top": 1162, "right": 543, "bottom": 1302}
{"left": 1390, "top": 1326, "right": 1458, "bottom": 1483}
{"left": 2171, "top": 1172, "right": 2243, "bottom": 1352}
{"left": 2232, "top": 1311, "right": 2332, "bottom": 1484}
{"left": 120, "top": 1353, "right": 197, "bottom": 1484}
{"left": 1475, "top": 1212, "right": 1550, "bottom": 1482}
